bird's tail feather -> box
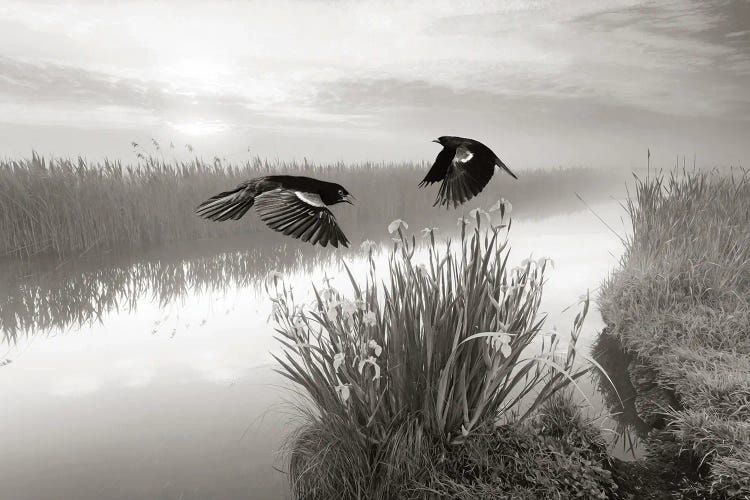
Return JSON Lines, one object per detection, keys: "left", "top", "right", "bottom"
{"left": 195, "top": 187, "right": 254, "bottom": 221}
{"left": 433, "top": 176, "right": 465, "bottom": 209}
{"left": 496, "top": 158, "right": 518, "bottom": 180}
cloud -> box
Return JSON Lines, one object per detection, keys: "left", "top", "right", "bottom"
{"left": 0, "top": 0, "right": 747, "bottom": 162}
{"left": 0, "top": 56, "right": 165, "bottom": 107}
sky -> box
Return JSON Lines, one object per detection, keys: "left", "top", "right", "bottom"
{"left": 0, "top": 0, "right": 748, "bottom": 169}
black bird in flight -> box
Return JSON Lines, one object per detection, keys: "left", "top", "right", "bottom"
{"left": 419, "top": 136, "right": 517, "bottom": 208}
{"left": 196, "top": 176, "right": 353, "bottom": 248}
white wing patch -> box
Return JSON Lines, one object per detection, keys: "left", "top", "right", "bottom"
{"left": 454, "top": 146, "right": 474, "bottom": 164}
{"left": 295, "top": 191, "right": 326, "bottom": 207}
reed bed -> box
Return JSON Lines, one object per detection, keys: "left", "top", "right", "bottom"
{"left": 599, "top": 168, "right": 750, "bottom": 498}
{"left": 269, "top": 213, "right": 616, "bottom": 498}
{"left": 0, "top": 152, "right": 623, "bottom": 259}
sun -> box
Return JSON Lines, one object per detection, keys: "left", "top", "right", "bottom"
{"left": 170, "top": 120, "right": 229, "bottom": 136}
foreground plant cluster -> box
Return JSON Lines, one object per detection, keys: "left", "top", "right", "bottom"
{"left": 600, "top": 169, "right": 750, "bottom": 498}
{"left": 269, "top": 212, "right": 619, "bottom": 498}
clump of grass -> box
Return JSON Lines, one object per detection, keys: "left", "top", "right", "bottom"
{"left": 0, "top": 152, "right": 624, "bottom": 259}
{"left": 600, "top": 168, "right": 750, "bottom": 498}
{"left": 270, "top": 212, "right": 605, "bottom": 497}
{"left": 419, "top": 392, "right": 617, "bottom": 500}
{"left": 286, "top": 393, "right": 618, "bottom": 499}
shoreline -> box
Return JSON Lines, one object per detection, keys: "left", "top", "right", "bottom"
{"left": 598, "top": 169, "right": 750, "bottom": 498}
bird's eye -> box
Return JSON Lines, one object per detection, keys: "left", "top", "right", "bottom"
{"left": 338, "top": 189, "right": 344, "bottom": 196}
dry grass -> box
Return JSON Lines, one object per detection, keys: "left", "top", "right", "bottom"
{"left": 0, "top": 152, "right": 623, "bottom": 259}
{"left": 599, "top": 168, "right": 750, "bottom": 498}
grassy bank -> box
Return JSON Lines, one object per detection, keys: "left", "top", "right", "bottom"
{"left": 599, "top": 169, "right": 750, "bottom": 498}
{"left": 0, "top": 153, "right": 623, "bottom": 259}
{"left": 269, "top": 215, "right": 619, "bottom": 498}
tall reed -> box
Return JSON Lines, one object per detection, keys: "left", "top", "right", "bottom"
{"left": 0, "top": 152, "right": 624, "bottom": 259}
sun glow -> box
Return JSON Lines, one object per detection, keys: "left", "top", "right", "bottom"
{"left": 170, "top": 120, "right": 229, "bottom": 136}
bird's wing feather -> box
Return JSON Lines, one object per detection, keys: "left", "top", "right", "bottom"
{"left": 495, "top": 156, "right": 518, "bottom": 180}
{"left": 254, "top": 189, "right": 349, "bottom": 248}
{"left": 433, "top": 145, "right": 495, "bottom": 208}
{"left": 195, "top": 180, "right": 256, "bottom": 221}
{"left": 419, "top": 147, "right": 455, "bottom": 187}
{"left": 295, "top": 191, "right": 326, "bottom": 207}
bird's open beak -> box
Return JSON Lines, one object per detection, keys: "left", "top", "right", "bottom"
{"left": 432, "top": 139, "right": 440, "bottom": 144}
{"left": 343, "top": 194, "right": 355, "bottom": 205}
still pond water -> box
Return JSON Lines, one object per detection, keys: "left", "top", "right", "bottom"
{"left": 0, "top": 191, "right": 641, "bottom": 499}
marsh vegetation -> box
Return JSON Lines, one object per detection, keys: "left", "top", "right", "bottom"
{"left": 0, "top": 152, "right": 626, "bottom": 259}
{"left": 14, "top": 152, "right": 743, "bottom": 499}
{"left": 270, "top": 215, "right": 620, "bottom": 498}
{"left": 600, "top": 169, "right": 750, "bottom": 498}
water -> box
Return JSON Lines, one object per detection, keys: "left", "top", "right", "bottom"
{"left": 0, "top": 194, "right": 640, "bottom": 499}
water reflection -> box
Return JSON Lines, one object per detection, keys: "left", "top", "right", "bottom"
{"left": 0, "top": 238, "right": 336, "bottom": 340}
{"left": 0, "top": 180, "right": 625, "bottom": 342}
{"left": 590, "top": 331, "right": 649, "bottom": 458}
